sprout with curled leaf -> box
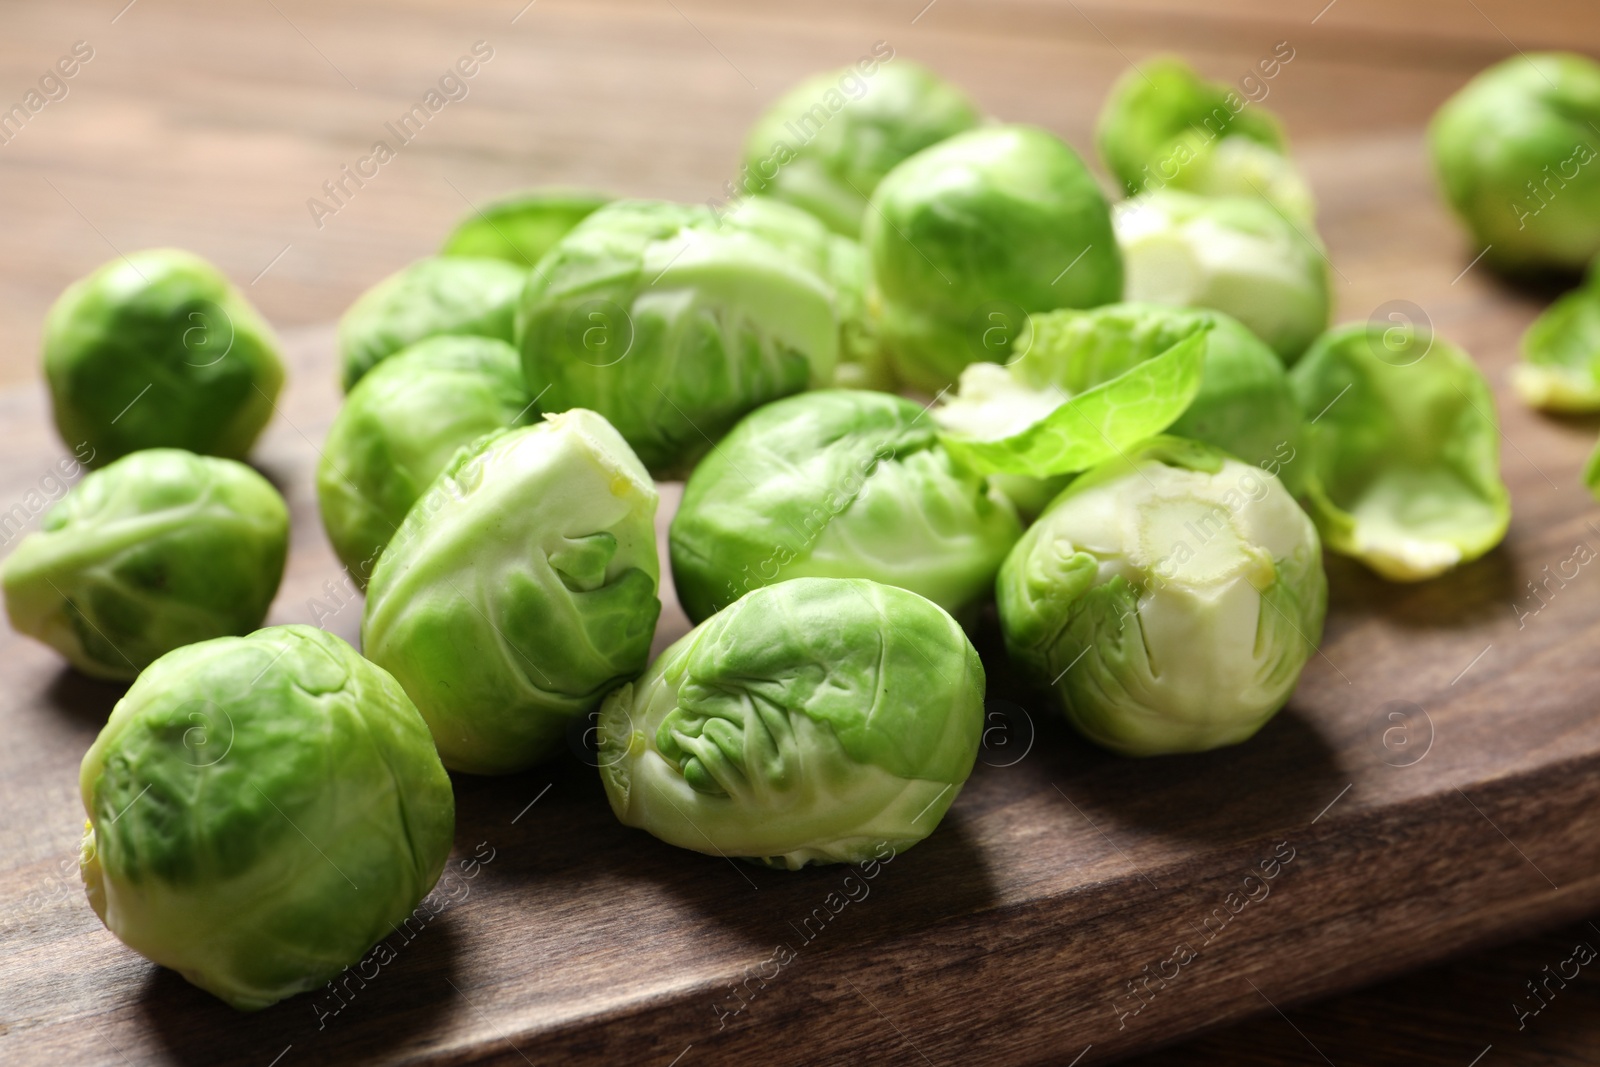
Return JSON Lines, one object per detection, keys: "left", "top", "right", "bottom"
{"left": 998, "top": 437, "right": 1326, "bottom": 756}
{"left": 362, "top": 409, "right": 661, "bottom": 774}
{"left": 1097, "top": 56, "right": 1314, "bottom": 220}
{"left": 669, "top": 389, "right": 1021, "bottom": 622}
{"left": 864, "top": 125, "right": 1123, "bottom": 394}
{"left": 43, "top": 249, "right": 285, "bottom": 466}
{"left": 598, "top": 577, "right": 984, "bottom": 869}
{"left": 339, "top": 256, "right": 526, "bottom": 392}
{"left": 2, "top": 449, "right": 288, "bottom": 680}
{"left": 440, "top": 187, "right": 612, "bottom": 267}
{"left": 934, "top": 304, "right": 1305, "bottom": 499}
{"left": 1430, "top": 52, "right": 1600, "bottom": 273}
{"left": 79, "top": 624, "right": 454, "bottom": 1010}
{"left": 1290, "top": 322, "right": 1511, "bottom": 581}
{"left": 316, "top": 335, "right": 535, "bottom": 586}
{"left": 1115, "top": 190, "right": 1330, "bottom": 364}
{"left": 739, "top": 58, "right": 984, "bottom": 238}
{"left": 517, "top": 200, "right": 839, "bottom": 476}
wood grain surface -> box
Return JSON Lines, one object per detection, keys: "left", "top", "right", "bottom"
{"left": 4, "top": 1, "right": 1600, "bottom": 1065}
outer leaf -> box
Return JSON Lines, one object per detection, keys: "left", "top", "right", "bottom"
{"left": 1513, "top": 269, "right": 1600, "bottom": 411}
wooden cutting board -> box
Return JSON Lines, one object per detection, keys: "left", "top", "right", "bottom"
{"left": 6, "top": 3, "right": 1600, "bottom": 1065}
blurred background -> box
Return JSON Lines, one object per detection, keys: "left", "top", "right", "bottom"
{"left": 3, "top": 0, "right": 1599, "bottom": 1063}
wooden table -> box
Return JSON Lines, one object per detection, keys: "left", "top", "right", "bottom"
{"left": 5, "top": 1, "right": 1600, "bottom": 1064}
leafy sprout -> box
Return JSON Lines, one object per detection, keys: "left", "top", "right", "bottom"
{"left": 598, "top": 577, "right": 983, "bottom": 869}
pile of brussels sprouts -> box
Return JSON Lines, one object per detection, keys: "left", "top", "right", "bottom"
{"left": 5, "top": 47, "right": 1590, "bottom": 1012}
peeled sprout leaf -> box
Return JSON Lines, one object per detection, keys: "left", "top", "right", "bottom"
{"left": 1512, "top": 265, "right": 1600, "bottom": 411}
{"left": 997, "top": 436, "right": 1326, "bottom": 756}
{"left": 1289, "top": 323, "right": 1511, "bottom": 581}
{"left": 78, "top": 625, "right": 454, "bottom": 1010}
{"left": 669, "top": 389, "right": 1020, "bottom": 622}
{"left": 362, "top": 408, "right": 661, "bottom": 774}
{"left": 598, "top": 577, "right": 984, "bottom": 869}
{"left": 1, "top": 449, "right": 288, "bottom": 680}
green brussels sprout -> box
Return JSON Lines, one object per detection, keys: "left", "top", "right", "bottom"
{"left": 865, "top": 125, "right": 1123, "bottom": 394}
{"left": 721, "top": 197, "right": 890, "bottom": 389}
{"left": 936, "top": 304, "right": 1304, "bottom": 493}
{"left": 998, "top": 436, "right": 1325, "bottom": 756}
{"left": 1115, "top": 190, "right": 1330, "bottom": 363}
{"left": 598, "top": 577, "right": 983, "bottom": 869}
{"left": 517, "top": 200, "right": 838, "bottom": 476}
{"left": 439, "top": 187, "right": 612, "bottom": 267}
{"left": 740, "top": 58, "right": 984, "bottom": 238}
{"left": 316, "top": 336, "right": 534, "bottom": 587}
{"left": 1512, "top": 261, "right": 1600, "bottom": 410}
{"left": 669, "top": 390, "right": 1021, "bottom": 623}
{"left": 79, "top": 624, "right": 454, "bottom": 1010}
{"left": 1430, "top": 53, "right": 1600, "bottom": 274}
{"left": 2, "top": 449, "right": 288, "bottom": 681}
{"left": 339, "top": 256, "right": 526, "bottom": 392}
{"left": 1096, "top": 56, "right": 1314, "bottom": 219}
{"left": 363, "top": 409, "right": 660, "bottom": 774}
{"left": 1290, "top": 323, "right": 1511, "bottom": 581}
{"left": 43, "top": 249, "right": 285, "bottom": 466}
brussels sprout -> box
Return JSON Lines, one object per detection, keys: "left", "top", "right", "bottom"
{"left": 339, "top": 256, "right": 526, "bottom": 392}
{"left": 598, "top": 577, "right": 983, "bottom": 869}
{"left": 517, "top": 200, "right": 838, "bottom": 476}
{"left": 2, "top": 449, "right": 288, "bottom": 681}
{"left": 1097, "top": 57, "right": 1314, "bottom": 219}
{"left": 317, "top": 336, "right": 534, "bottom": 586}
{"left": 669, "top": 390, "right": 1020, "bottom": 623}
{"left": 43, "top": 249, "right": 285, "bottom": 466}
{"left": 1430, "top": 53, "right": 1600, "bottom": 273}
{"left": 864, "top": 125, "right": 1124, "bottom": 394}
{"left": 1290, "top": 323, "right": 1511, "bottom": 581}
{"left": 1115, "top": 190, "right": 1330, "bottom": 363}
{"left": 739, "top": 58, "right": 984, "bottom": 238}
{"left": 998, "top": 436, "right": 1325, "bottom": 756}
{"left": 936, "top": 304, "right": 1304, "bottom": 493}
{"left": 440, "top": 187, "right": 612, "bottom": 267}
{"left": 79, "top": 624, "right": 454, "bottom": 1010}
{"left": 1512, "top": 262, "right": 1600, "bottom": 410}
{"left": 363, "top": 409, "right": 660, "bottom": 774}
{"left": 722, "top": 197, "right": 890, "bottom": 389}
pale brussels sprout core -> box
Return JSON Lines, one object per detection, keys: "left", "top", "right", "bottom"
{"left": 2, "top": 449, "right": 288, "bottom": 680}
{"left": 363, "top": 409, "right": 661, "bottom": 774}
{"left": 79, "top": 625, "right": 454, "bottom": 1011}
{"left": 339, "top": 256, "right": 526, "bottom": 391}
{"left": 1115, "top": 190, "right": 1330, "bottom": 363}
{"left": 440, "top": 187, "right": 612, "bottom": 267}
{"left": 1430, "top": 52, "right": 1600, "bottom": 273}
{"left": 998, "top": 437, "right": 1326, "bottom": 756}
{"left": 935, "top": 304, "right": 1304, "bottom": 494}
{"left": 44, "top": 249, "right": 285, "bottom": 466}
{"left": 865, "top": 125, "right": 1124, "bottom": 394}
{"left": 740, "top": 58, "right": 984, "bottom": 238}
{"left": 1097, "top": 56, "right": 1314, "bottom": 220}
{"left": 518, "top": 200, "right": 838, "bottom": 476}
{"left": 721, "top": 197, "right": 889, "bottom": 390}
{"left": 1290, "top": 324, "right": 1511, "bottom": 581}
{"left": 1513, "top": 262, "right": 1600, "bottom": 411}
{"left": 317, "top": 336, "right": 534, "bottom": 586}
{"left": 598, "top": 577, "right": 984, "bottom": 869}
{"left": 669, "top": 390, "right": 1021, "bottom": 622}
